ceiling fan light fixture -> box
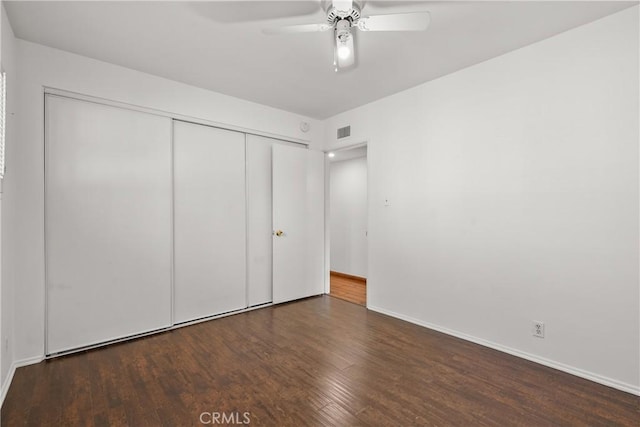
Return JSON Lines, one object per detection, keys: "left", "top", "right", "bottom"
{"left": 334, "top": 19, "right": 355, "bottom": 71}
{"left": 334, "top": 34, "right": 355, "bottom": 69}
{"left": 337, "top": 43, "right": 351, "bottom": 59}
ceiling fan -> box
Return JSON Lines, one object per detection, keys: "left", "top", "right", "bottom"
{"left": 263, "top": 0, "right": 431, "bottom": 72}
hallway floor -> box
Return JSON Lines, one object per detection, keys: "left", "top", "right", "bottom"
{"left": 329, "top": 272, "right": 366, "bottom": 306}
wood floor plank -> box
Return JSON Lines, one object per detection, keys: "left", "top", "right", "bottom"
{"left": 330, "top": 272, "right": 366, "bottom": 305}
{"left": 2, "top": 296, "right": 638, "bottom": 426}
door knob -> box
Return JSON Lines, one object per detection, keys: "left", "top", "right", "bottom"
{"left": 274, "top": 230, "right": 284, "bottom": 237}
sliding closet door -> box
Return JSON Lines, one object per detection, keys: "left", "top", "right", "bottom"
{"left": 173, "top": 121, "right": 247, "bottom": 323}
{"left": 246, "top": 135, "right": 273, "bottom": 306}
{"left": 46, "top": 95, "right": 172, "bottom": 354}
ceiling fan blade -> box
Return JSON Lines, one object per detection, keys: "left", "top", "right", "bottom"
{"left": 357, "top": 12, "right": 431, "bottom": 32}
{"left": 190, "top": 2, "right": 322, "bottom": 24}
{"left": 262, "top": 23, "right": 332, "bottom": 35}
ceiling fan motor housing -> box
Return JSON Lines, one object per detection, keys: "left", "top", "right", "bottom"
{"left": 325, "top": 0, "right": 362, "bottom": 24}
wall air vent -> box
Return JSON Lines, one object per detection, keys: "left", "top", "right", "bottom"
{"left": 337, "top": 125, "right": 351, "bottom": 139}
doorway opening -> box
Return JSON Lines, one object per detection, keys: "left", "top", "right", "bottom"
{"left": 328, "top": 144, "right": 368, "bottom": 306}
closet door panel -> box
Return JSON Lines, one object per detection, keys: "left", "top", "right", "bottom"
{"left": 45, "top": 95, "right": 172, "bottom": 354}
{"left": 272, "top": 145, "right": 325, "bottom": 304}
{"left": 246, "top": 135, "right": 273, "bottom": 306}
{"left": 173, "top": 121, "right": 247, "bottom": 323}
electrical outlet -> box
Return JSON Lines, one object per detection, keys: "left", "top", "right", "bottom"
{"left": 384, "top": 198, "right": 391, "bottom": 207}
{"left": 533, "top": 321, "right": 545, "bottom": 338}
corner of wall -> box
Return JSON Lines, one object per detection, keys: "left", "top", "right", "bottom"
{"left": 0, "top": 0, "right": 18, "bottom": 406}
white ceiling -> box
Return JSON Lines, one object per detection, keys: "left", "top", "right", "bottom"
{"left": 5, "top": 1, "right": 636, "bottom": 119}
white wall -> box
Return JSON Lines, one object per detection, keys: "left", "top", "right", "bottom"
{"left": 324, "top": 7, "right": 639, "bottom": 394}
{"left": 330, "top": 156, "right": 368, "bottom": 278}
{"left": 0, "top": 2, "right": 17, "bottom": 398}
{"left": 4, "top": 37, "right": 324, "bottom": 364}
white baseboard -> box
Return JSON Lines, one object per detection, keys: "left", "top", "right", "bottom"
{"left": 1, "top": 355, "right": 44, "bottom": 407}
{"left": 368, "top": 305, "right": 640, "bottom": 396}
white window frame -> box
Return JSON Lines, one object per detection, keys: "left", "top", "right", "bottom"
{"left": 0, "top": 70, "right": 6, "bottom": 180}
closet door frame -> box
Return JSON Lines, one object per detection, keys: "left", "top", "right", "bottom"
{"left": 43, "top": 88, "right": 311, "bottom": 357}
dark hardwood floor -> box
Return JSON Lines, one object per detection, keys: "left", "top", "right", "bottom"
{"left": 330, "top": 272, "right": 366, "bottom": 306}
{"left": 2, "top": 296, "right": 638, "bottom": 426}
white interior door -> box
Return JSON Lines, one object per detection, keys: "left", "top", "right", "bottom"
{"left": 45, "top": 95, "right": 172, "bottom": 354}
{"left": 173, "top": 121, "right": 247, "bottom": 323}
{"left": 272, "top": 145, "right": 325, "bottom": 303}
